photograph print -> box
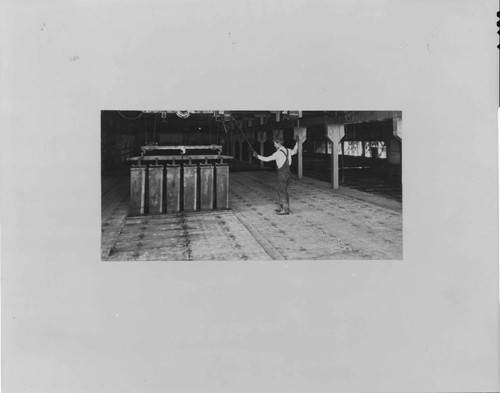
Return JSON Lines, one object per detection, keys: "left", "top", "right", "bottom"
{"left": 101, "top": 110, "right": 402, "bottom": 261}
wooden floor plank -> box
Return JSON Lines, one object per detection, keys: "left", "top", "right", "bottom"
{"left": 101, "top": 170, "right": 402, "bottom": 261}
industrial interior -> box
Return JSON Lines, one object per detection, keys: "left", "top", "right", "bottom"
{"left": 101, "top": 110, "right": 403, "bottom": 261}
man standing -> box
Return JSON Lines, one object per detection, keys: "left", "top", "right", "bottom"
{"left": 254, "top": 136, "right": 299, "bottom": 215}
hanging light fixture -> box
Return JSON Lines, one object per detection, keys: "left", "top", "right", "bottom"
{"left": 223, "top": 111, "right": 232, "bottom": 122}
{"left": 176, "top": 110, "right": 191, "bottom": 119}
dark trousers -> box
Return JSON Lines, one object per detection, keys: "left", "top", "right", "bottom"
{"left": 277, "top": 177, "right": 290, "bottom": 211}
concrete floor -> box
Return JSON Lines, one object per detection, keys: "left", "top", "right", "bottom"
{"left": 101, "top": 171, "right": 402, "bottom": 261}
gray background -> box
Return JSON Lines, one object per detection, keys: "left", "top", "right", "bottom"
{"left": 1, "top": 0, "right": 498, "bottom": 392}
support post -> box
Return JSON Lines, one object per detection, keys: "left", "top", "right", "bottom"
{"left": 293, "top": 127, "right": 307, "bottom": 180}
{"left": 230, "top": 128, "right": 236, "bottom": 158}
{"left": 340, "top": 141, "right": 345, "bottom": 184}
{"left": 255, "top": 114, "right": 269, "bottom": 126}
{"left": 389, "top": 116, "right": 403, "bottom": 165}
{"left": 256, "top": 115, "right": 268, "bottom": 168}
{"left": 235, "top": 133, "right": 244, "bottom": 161}
{"left": 256, "top": 131, "right": 267, "bottom": 168}
{"left": 247, "top": 131, "right": 255, "bottom": 164}
{"left": 326, "top": 124, "right": 345, "bottom": 189}
{"left": 392, "top": 117, "right": 403, "bottom": 141}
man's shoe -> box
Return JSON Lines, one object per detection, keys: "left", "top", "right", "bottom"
{"left": 276, "top": 209, "right": 289, "bottom": 215}
{"left": 275, "top": 208, "right": 283, "bottom": 213}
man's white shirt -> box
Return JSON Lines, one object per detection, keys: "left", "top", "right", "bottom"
{"left": 258, "top": 144, "right": 298, "bottom": 168}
